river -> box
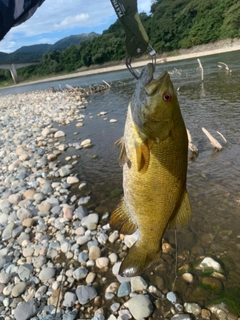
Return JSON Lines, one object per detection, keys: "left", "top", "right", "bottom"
{"left": 1, "top": 50, "right": 240, "bottom": 313}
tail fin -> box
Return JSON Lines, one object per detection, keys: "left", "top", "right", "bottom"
{"left": 119, "top": 244, "right": 160, "bottom": 277}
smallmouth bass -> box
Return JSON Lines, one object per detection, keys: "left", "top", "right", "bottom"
{"left": 110, "top": 63, "right": 191, "bottom": 277}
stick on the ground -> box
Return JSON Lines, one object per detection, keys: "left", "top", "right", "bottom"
{"left": 197, "top": 58, "right": 204, "bottom": 82}
{"left": 202, "top": 127, "right": 223, "bottom": 150}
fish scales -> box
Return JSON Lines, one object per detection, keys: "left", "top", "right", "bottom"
{"left": 110, "top": 63, "right": 191, "bottom": 277}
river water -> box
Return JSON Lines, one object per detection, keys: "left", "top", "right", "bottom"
{"left": 2, "top": 50, "right": 240, "bottom": 311}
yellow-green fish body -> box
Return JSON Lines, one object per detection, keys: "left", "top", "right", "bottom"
{"left": 111, "top": 63, "right": 191, "bottom": 277}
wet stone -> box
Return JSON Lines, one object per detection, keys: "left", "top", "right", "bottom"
{"left": 196, "top": 257, "right": 224, "bottom": 273}
{"left": 201, "top": 276, "right": 224, "bottom": 294}
{"left": 171, "top": 314, "right": 194, "bottom": 320}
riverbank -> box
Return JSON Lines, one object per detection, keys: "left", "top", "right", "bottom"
{"left": 3, "top": 38, "right": 240, "bottom": 89}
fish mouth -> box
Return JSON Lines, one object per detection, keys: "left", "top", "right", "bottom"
{"left": 145, "top": 70, "right": 169, "bottom": 96}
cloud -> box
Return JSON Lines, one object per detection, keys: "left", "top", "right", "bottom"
{"left": 54, "top": 13, "right": 89, "bottom": 30}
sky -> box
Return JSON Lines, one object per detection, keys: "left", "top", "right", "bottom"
{"left": 0, "top": 0, "right": 152, "bottom": 53}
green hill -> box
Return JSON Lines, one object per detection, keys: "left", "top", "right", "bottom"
{"left": 0, "top": 32, "right": 99, "bottom": 62}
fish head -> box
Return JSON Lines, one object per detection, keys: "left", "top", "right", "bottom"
{"left": 131, "top": 63, "right": 182, "bottom": 141}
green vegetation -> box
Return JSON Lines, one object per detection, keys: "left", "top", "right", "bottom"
{"left": 1, "top": 0, "right": 240, "bottom": 85}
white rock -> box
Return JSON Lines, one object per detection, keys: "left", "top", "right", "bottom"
{"left": 109, "top": 119, "right": 117, "bottom": 123}
{"left": 81, "top": 139, "right": 91, "bottom": 147}
{"left": 66, "top": 176, "right": 79, "bottom": 184}
{"left": 108, "top": 231, "right": 119, "bottom": 243}
{"left": 196, "top": 257, "right": 223, "bottom": 273}
{"left": 125, "top": 294, "right": 153, "bottom": 320}
{"left": 54, "top": 130, "right": 65, "bottom": 138}
{"left": 131, "top": 276, "right": 148, "bottom": 292}
{"left": 96, "top": 257, "right": 109, "bottom": 269}
{"left": 184, "top": 302, "right": 202, "bottom": 316}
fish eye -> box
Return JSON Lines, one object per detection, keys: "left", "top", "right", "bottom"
{"left": 163, "top": 93, "right": 172, "bottom": 102}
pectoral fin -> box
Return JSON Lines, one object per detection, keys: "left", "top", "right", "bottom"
{"left": 115, "top": 137, "right": 128, "bottom": 167}
{"left": 134, "top": 138, "right": 150, "bottom": 173}
{"left": 168, "top": 190, "right": 191, "bottom": 228}
{"left": 110, "top": 198, "right": 137, "bottom": 235}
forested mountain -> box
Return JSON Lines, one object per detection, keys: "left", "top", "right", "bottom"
{"left": 0, "top": 32, "right": 98, "bottom": 62}
{"left": 1, "top": 0, "right": 240, "bottom": 84}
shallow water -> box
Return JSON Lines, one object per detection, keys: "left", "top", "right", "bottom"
{"left": 55, "top": 50, "right": 240, "bottom": 308}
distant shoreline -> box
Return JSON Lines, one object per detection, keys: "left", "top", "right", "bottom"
{"left": 2, "top": 38, "right": 240, "bottom": 89}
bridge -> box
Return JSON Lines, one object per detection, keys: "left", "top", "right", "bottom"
{"left": 0, "top": 61, "right": 40, "bottom": 84}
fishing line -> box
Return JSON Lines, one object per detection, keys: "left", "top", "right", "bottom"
{"left": 172, "top": 229, "right": 178, "bottom": 291}
{"left": 54, "top": 267, "right": 65, "bottom": 320}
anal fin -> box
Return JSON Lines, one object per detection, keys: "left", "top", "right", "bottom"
{"left": 168, "top": 189, "right": 191, "bottom": 228}
{"left": 110, "top": 198, "right": 137, "bottom": 235}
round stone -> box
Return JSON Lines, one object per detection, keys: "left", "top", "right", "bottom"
{"left": 89, "top": 246, "right": 101, "bottom": 260}
{"left": 126, "top": 294, "right": 153, "bottom": 319}
{"left": 96, "top": 257, "right": 109, "bottom": 269}
{"left": 12, "top": 282, "right": 27, "bottom": 297}
{"left": 39, "top": 267, "right": 56, "bottom": 282}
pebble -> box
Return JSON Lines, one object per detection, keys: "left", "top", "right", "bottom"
{"left": 96, "top": 257, "right": 109, "bottom": 269}
{"left": 12, "top": 282, "right": 27, "bottom": 298}
{"left": 72, "top": 267, "right": 88, "bottom": 280}
{"left": 2, "top": 221, "right": 15, "bottom": 240}
{"left": 196, "top": 257, "right": 223, "bottom": 273}
{"left": 184, "top": 302, "right": 202, "bottom": 316}
{"left": 108, "top": 231, "right": 119, "bottom": 243}
{"left": 131, "top": 276, "right": 148, "bottom": 292}
{"left": 171, "top": 314, "right": 194, "bottom": 320}
{"left": 89, "top": 245, "right": 101, "bottom": 260}
{"left": 54, "top": 130, "right": 65, "bottom": 138}
{"left": 182, "top": 272, "right": 194, "bottom": 283}
{"left": 14, "top": 299, "right": 38, "bottom": 320}
{"left": 66, "top": 176, "right": 79, "bottom": 184}
{"left": 117, "top": 282, "right": 131, "bottom": 297}
{"left": 76, "top": 285, "right": 97, "bottom": 305}
{"left": 86, "top": 272, "right": 96, "bottom": 284}
{"left": 63, "top": 292, "right": 77, "bottom": 308}
{"left": 81, "top": 139, "right": 92, "bottom": 147}
{"left": 39, "top": 267, "right": 56, "bottom": 282}
{"left": 125, "top": 294, "right": 153, "bottom": 320}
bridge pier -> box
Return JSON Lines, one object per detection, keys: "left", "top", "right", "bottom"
{"left": 0, "top": 61, "right": 40, "bottom": 84}
{"left": 10, "top": 64, "right": 18, "bottom": 84}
